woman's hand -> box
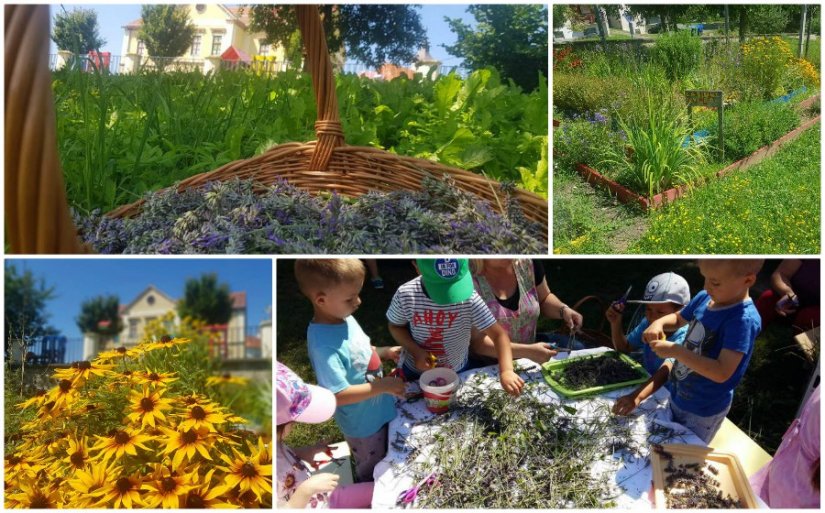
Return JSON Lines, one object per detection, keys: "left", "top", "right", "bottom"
{"left": 562, "top": 306, "right": 584, "bottom": 331}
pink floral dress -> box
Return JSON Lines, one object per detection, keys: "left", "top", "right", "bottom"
{"left": 473, "top": 259, "right": 540, "bottom": 343}
{"left": 277, "top": 441, "right": 329, "bottom": 509}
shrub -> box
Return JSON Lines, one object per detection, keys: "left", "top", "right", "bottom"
{"left": 553, "top": 74, "right": 619, "bottom": 115}
{"left": 786, "top": 57, "right": 821, "bottom": 91}
{"left": 650, "top": 31, "right": 702, "bottom": 82}
{"left": 712, "top": 101, "right": 800, "bottom": 161}
{"left": 4, "top": 323, "right": 272, "bottom": 508}
{"left": 603, "top": 97, "right": 706, "bottom": 197}
{"left": 553, "top": 117, "right": 623, "bottom": 173}
{"left": 742, "top": 36, "right": 794, "bottom": 99}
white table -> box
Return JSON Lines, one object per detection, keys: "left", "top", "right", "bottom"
{"left": 372, "top": 348, "right": 707, "bottom": 509}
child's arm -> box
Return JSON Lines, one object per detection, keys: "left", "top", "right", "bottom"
{"left": 375, "top": 345, "right": 401, "bottom": 363}
{"left": 480, "top": 323, "right": 524, "bottom": 396}
{"left": 642, "top": 312, "right": 687, "bottom": 343}
{"left": 605, "top": 304, "right": 632, "bottom": 353}
{"left": 648, "top": 342, "right": 745, "bottom": 383}
{"left": 387, "top": 323, "right": 433, "bottom": 371}
{"left": 285, "top": 473, "right": 340, "bottom": 508}
{"left": 613, "top": 361, "right": 672, "bottom": 415}
{"left": 335, "top": 377, "right": 406, "bottom": 406}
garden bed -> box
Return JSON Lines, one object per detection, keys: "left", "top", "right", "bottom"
{"left": 570, "top": 95, "right": 820, "bottom": 210}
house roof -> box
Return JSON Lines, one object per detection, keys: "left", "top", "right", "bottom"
{"left": 221, "top": 46, "right": 251, "bottom": 62}
{"left": 230, "top": 291, "right": 247, "bottom": 309}
{"left": 124, "top": 5, "right": 252, "bottom": 31}
{"left": 120, "top": 285, "right": 178, "bottom": 314}
{"left": 245, "top": 335, "right": 261, "bottom": 348}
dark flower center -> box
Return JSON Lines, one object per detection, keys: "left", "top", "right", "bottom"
{"left": 241, "top": 462, "right": 258, "bottom": 478}
{"left": 86, "top": 404, "right": 97, "bottom": 411}
{"left": 222, "top": 373, "right": 231, "bottom": 379}
{"left": 185, "top": 493, "right": 205, "bottom": 508}
{"left": 238, "top": 490, "right": 257, "bottom": 505}
{"left": 59, "top": 380, "right": 72, "bottom": 392}
{"left": 116, "top": 477, "right": 132, "bottom": 494}
{"left": 43, "top": 401, "right": 56, "bottom": 411}
{"left": 191, "top": 406, "right": 206, "bottom": 420}
{"left": 35, "top": 389, "right": 46, "bottom": 396}
{"left": 116, "top": 346, "right": 128, "bottom": 354}
{"left": 114, "top": 431, "right": 131, "bottom": 445}
{"left": 184, "top": 396, "right": 198, "bottom": 405}
{"left": 181, "top": 429, "right": 198, "bottom": 445}
{"left": 149, "top": 373, "right": 160, "bottom": 381}
{"left": 29, "top": 492, "right": 51, "bottom": 508}
{"left": 161, "top": 335, "right": 172, "bottom": 343}
{"left": 162, "top": 477, "right": 177, "bottom": 492}
{"left": 76, "top": 360, "right": 92, "bottom": 370}
{"left": 70, "top": 451, "right": 86, "bottom": 467}
{"left": 140, "top": 397, "right": 156, "bottom": 412}
{"left": 7, "top": 456, "right": 21, "bottom": 466}
{"left": 122, "top": 370, "right": 133, "bottom": 377}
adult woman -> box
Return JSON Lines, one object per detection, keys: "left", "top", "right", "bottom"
{"left": 755, "top": 259, "right": 819, "bottom": 333}
{"left": 469, "top": 259, "right": 584, "bottom": 364}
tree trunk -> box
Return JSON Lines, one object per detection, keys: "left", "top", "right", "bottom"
{"left": 724, "top": 5, "right": 730, "bottom": 45}
{"left": 805, "top": 8, "right": 813, "bottom": 59}
{"left": 798, "top": 5, "right": 808, "bottom": 58}
{"left": 595, "top": 5, "right": 607, "bottom": 47}
{"left": 739, "top": 8, "right": 747, "bottom": 43}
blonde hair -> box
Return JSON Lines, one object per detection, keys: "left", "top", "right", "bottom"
{"left": 699, "top": 259, "right": 765, "bottom": 276}
{"left": 294, "top": 259, "right": 366, "bottom": 297}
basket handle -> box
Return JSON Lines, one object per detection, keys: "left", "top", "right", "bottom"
{"left": 295, "top": 5, "right": 344, "bottom": 171}
{"left": 5, "top": 5, "right": 87, "bottom": 253}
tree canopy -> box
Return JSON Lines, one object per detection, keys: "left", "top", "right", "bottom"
{"left": 178, "top": 274, "right": 233, "bottom": 326}
{"left": 138, "top": 5, "right": 196, "bottom": 60}
{"left": 244, "top": 5, "right": 427, "bottom": 68}
{"left": 51, "top": 7, "right": 105, "bottom": 54}
{"left": 444, "top": 5, "right": 548, "bottom": 92}
{"left": 76, "top": 295, "right": 123, "bottom": 337}
{"left": 5, "top": 264, "right": 57, "bottom": 352}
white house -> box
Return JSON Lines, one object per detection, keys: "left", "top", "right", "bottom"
{"left": 555, "top": 5, "right": 648, "bottom": 41}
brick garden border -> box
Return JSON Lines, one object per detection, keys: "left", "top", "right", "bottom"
{"left": 566, "top": 94, "right": 820, "bottom": 210}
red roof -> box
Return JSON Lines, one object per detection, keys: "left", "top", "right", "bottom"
{"left": 230, "top": 291, "right": 247, "bottom": 309}
{"left": 245, "top": 335, "right": 261, "bottom": 349}
{"left": 220, "top": 46, "right": 251, "bottom": 63}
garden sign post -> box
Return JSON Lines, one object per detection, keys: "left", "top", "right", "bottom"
{"left": 685, "top": 89, "right": 724, "bottom": 160}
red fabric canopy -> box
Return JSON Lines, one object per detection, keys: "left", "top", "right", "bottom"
{"left": 220, "top": 46, "right": 251, "bottom": 63}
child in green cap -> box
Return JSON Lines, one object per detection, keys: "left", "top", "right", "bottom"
{"left": 387, "top": 258, "right": 524, "bottom": 396}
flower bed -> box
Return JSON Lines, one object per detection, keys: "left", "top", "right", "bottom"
{"left": 74, "top": 178, "right": 547, "bottom": 254}
{"left": 5, "top": 323, "right": 272, "bottom": 508}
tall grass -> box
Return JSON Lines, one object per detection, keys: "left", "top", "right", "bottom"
{"left": 603, "top": 96, "right": 706, "bottom": 198}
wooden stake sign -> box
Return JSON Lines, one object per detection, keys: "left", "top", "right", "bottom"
{"left": 686, "top": 89, "right": 724, "bottom": 160}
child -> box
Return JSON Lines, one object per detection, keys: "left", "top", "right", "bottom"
{"left": 295, "top": 259, "right": 406, "bottom": 483}
{"left": 634, "top": 259, "right": 764, "bottom": 443}
{"left": 386, "top": 258, "right": 524, "bottom": 396}
{"left": 276, "top": 361, "right": 374, "bottom": 508}
{"left": 605, "top": 272, "right": 691, "bottom": 375}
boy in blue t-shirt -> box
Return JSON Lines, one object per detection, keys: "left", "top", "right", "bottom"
{"left": 632, "top": 259, "right": 764, "bottom": 443}
{"left": 295, "top": 259, "right": 406, "bottom": 483}
{"left": 606, "top": 272, "right": 691, "bottom": 375}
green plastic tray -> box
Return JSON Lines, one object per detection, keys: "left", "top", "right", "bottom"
{"left": 541, "top": 351, "right": 650, "bottom": 399}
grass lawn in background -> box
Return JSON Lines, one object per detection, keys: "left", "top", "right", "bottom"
{"left": 277, "top": 259, "right": 814, "bottom": 454}
{"left": 631, "top": 123, "right": 820, "bottom": 254}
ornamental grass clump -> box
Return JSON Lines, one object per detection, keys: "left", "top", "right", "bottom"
{"left": 4, "top": 319, "right": 272, "bottom": 509}
{"left": 73, "top": 178, "right": 546, "bottom": 254}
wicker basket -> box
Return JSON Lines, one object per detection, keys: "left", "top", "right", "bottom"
{"left": 5, "top": 5, "right": 548, "bottom": 254}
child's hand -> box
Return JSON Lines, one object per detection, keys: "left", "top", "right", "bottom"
{"left": 642, "top": 322, "right": 665, "bottom": 344}
{"left": 374, "top": 376, "right": 406, "bottom": 398}
{"left": 412, "top": 349, "right": 436, "bottom": 371}
{"left": 605, "top": 304, "right": 624, "bottom": 325}
{"left": 648, "top": 339, "right": 678, "bottom": 358}
{"left": 524, "top": 343, "right": 557, "bottom": 364}
{"left": 299, "top": 473, "right": 340, "bottom": 496}
{"left": 612, "top": 394, "right": 641, "bottom": 416}
{"left": 500, "top": 370, "right": 524, "bottom": 396}
{"left": 378, "top": 345, "right": 402, "bottom": 363}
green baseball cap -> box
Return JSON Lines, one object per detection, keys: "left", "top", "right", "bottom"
{"left": 416, "top": 259, "right": 473, "bottom": 305}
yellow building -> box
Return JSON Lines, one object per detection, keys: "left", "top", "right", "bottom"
{"left": 119, "top": 4, "right": 287, "bottom": 74}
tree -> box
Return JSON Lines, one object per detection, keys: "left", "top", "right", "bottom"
{"left": 748, "top": 5, "right": 791, "bottom": 34}
{"left": 553, "top": 5, "right": 572, "bottom": 30}
{"left": 51, "top": 7, "right": 105, "bottom": 54}
{"left": 627, "top": 5, "right": 691, "bottom": 32}
{"left": 76, "top": 295, "right": 123, "bottom": 337}
{"left": 5, "top": 264, "right": 57, "bottom": 354}
{"left": 444, "top": 5, "right": 548, "bottom": 92}
{"left": 245, "top": 5, "right": 427, "bottom": 69}
{"left": 178, "top": 274, "right": 232, "bottom": 326}
{"left": 138, "top": 5, "right": 196, "bottom": 62}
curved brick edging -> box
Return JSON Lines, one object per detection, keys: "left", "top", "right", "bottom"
{"left": 568, "top": 95, "right": 821, "bottom": 210}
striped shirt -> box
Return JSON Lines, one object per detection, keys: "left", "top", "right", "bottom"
{"left": 387, "top": 277, "right": 497, "bottom": 371}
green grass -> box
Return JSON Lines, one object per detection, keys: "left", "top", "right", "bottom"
{"left": 631, "top": 122, "right": 820, "bottom": 254}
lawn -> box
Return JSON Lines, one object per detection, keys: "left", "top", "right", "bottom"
{"left": 277, "top": 258, "right": 813, "bottom": 455}
{"left": 631, "top": 123, "right": 820, "bottom": 253}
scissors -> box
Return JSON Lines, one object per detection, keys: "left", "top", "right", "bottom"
{"left": 611, "top": 285, "right": 633, "bottom": 312}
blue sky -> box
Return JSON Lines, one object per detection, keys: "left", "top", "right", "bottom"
{"left": 49, "top": 4, "right": 475, "bottom": 66}
{"left": 5, "top": 258, "right": 272, "bottom": 344}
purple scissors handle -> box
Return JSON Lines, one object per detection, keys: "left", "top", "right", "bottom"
{"left": 612, "top": 285, "right": 633, "bottom": 311}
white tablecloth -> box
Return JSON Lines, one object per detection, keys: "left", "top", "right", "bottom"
{"left": 372, "top": 348, "right": 707, "bottom": 509}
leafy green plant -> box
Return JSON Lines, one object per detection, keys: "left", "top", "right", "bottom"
{"left": 742, "top": 36, "right": 794, "bottom": 100}
{"left": 709, "top": 101, "right": 799, "bottom": 161}
{"left": 650, "top": 31, "right": 702, "bottom": 82}
{"left": 553, "top": 73, "right": 620, "bottom": 115}
{"left": 553, "top": 118, "right": 623, "bottom": 173}
{"left": 603, "top": 97, "right": 706, "bottom": 198}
